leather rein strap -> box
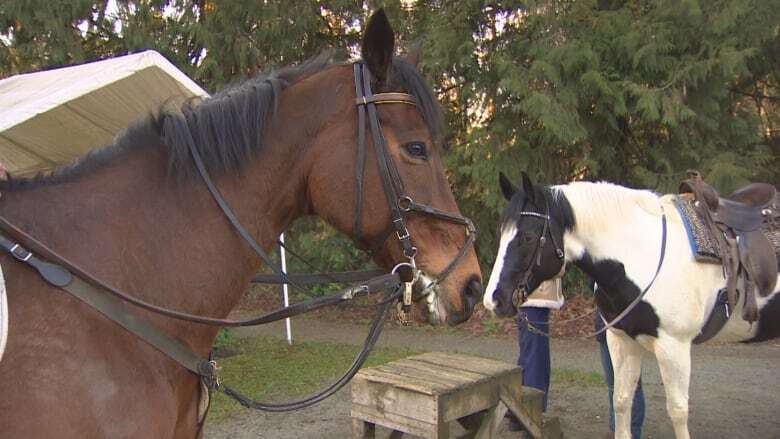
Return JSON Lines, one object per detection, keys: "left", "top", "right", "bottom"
{"left": 0, "top": 216, "right": 399, "bottom": 328}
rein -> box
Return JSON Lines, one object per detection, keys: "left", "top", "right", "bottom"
{"left": 518, "top": 206, "right": 668, "bottom": 340}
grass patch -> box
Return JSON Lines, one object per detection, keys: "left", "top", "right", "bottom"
{"left": 208, "top": 336, "right": 421, "bottom": 423}
{"left": 551, "top": 368, "right": 604, "bottom": 386}
{"left": 480, "top": 318, "right": 501, "bottom": 334}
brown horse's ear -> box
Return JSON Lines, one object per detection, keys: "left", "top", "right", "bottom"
{"left": 499, "top": 172, "right": 517, "bottom": 201}
{"left": 405, "top": 41, "right": 422, "bottom": 68}
{"left": 361, "top": 9, "right": 395, "bottom": 85}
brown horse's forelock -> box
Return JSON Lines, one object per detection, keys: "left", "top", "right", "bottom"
{"left": 0, "top": 51, "right": 444, "bottom": 190}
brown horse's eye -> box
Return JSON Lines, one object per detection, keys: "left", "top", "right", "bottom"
{"left": 404, "top": 142, "right": 428, "bottom": 160}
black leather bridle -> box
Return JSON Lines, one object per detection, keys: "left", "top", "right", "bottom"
{"left": 510, "top": 199, "right": 564, "bottom": 308}
{"left": 351, "top": 62, "right": 476, "bottom": 318}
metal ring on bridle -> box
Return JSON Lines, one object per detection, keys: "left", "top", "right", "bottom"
{"left": 391, "top": 261, "right": 417, "bottom": 283}
{"left": 391, "top": 261, "right": 414, "bottom": 274}
{"left": 399, "top": 196, "right": 414, "bottom": 212}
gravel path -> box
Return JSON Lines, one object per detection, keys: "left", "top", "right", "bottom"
{"left": 206, "top": 318, "right": 780, "bottom": 438}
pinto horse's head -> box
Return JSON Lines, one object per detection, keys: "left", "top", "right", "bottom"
{"left": 483, "top": 172, "right": 571, "bottom": 317}
{"left": 302, "top": 10, "right": 482, "bottom": 325}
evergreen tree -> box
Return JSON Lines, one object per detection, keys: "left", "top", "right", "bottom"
{"left": 416, "top": 0, "right": 780, "bottom": 268}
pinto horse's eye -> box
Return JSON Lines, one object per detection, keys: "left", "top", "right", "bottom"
{"left": 404, "top": 142, "right": 428, "bottom": 160}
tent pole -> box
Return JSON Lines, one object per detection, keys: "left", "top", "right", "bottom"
{"left": 279, "top": 233, "right": 292, "bottom": 344}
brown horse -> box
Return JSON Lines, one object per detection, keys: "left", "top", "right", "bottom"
{"left": 0, "top": 10, "right": 482, "bottom": 438}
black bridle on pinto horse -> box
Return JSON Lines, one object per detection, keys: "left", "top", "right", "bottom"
{"left": 0, "top": 62, "right": 476, "bottom": 414}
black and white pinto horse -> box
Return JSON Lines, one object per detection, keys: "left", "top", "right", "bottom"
{"left": 483, "top": 172, "right": 780, "bottom": 439}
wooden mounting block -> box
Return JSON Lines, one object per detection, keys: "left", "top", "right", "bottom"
{"left": 351, "top": 352, "right": 562, "bottom": 439}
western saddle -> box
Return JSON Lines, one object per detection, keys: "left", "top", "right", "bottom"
{"left": 678, "top": 170, "right": 778, "bottom": 322}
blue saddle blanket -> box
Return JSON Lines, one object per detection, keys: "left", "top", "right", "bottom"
{"left": 672, "top": 196, "right": 721, "bottom": 263}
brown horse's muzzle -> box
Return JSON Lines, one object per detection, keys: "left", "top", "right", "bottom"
{"left": 447, "top": 277, "right": 483, "bottom": 324}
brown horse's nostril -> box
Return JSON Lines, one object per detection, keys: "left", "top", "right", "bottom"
{"left": 448, "top": 277, "right": 482, "bottom": 325}
{"left": 465, "top": 278, "right": 483, "bottom": 311}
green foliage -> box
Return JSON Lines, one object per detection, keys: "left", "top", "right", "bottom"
{"left": 419, "top": 0, "right": 780, "bottom": 273}
{"left": 213, "top": 328, "right": 235, "bottom": 350}
{"left": 2, "top": 0, "right": 778, "bottom": 284}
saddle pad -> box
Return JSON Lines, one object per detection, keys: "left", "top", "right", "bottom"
{"left": 762, "top": 196, "right": 780, "bottom": 261}
{"left": 673, "top": 196, "right": 721, "bottom": 263}
{"left": 674, "top": 195, "right": 780, "bottom": 264}
{"left": 0, "top": 265, "right": 7, "bottom": 362}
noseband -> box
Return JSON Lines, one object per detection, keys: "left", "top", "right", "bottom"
{"left": 351, "top": 63, "right": 476, "bottom": 319}
{"left": 511, "top": 201, "right": 564, "bottom": 308}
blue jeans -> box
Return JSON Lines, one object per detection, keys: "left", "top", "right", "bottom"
{"left": 517, "top": 307, "right": 551, "bottom": 411}
{"left": 598, "top": 338, "right": 645, "bottom": 438}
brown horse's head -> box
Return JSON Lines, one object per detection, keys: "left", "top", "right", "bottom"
{"left": 302, "top": 10, "right": 482, "bottom": 325}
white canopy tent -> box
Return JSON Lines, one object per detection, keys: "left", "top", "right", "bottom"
{"left": 0, "top": 50, "right": 208, "bottom": 176}
{"left": 0, "top": 50, "right": 293, "bottom": 344}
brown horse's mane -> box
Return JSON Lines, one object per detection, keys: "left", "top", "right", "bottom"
{"left": 0, "top": 51, "right": 443, "bottom": 191}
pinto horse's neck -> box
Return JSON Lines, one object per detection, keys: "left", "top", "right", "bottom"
{"left": 0, "top": 73, "right": 337, "bottom": 355}
{"left": 561, "top": 183, "right": 665, "bottom": 295}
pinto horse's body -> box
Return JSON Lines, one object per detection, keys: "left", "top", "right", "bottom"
{"left": 484, "top": 174, "right": 779, "bottom": 439}
{"left": 0, "top": 11, "right": 482, "bottom": 438}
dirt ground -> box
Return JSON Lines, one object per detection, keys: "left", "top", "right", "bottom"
{"left": 204, "top": 317, "right": 780, "bottom": 439}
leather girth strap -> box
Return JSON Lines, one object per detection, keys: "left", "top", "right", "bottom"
{"left": 693, "top": 288, "right": 736, "bottom": 344}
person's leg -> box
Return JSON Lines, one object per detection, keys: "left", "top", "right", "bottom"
{"left": 518, "top": 307, "right": 551, "bottom": 410}
{"left": 631, "top": 377, "right": 645, "bottom": 439}
{"left": 598, "top": 336, "right": 616, "bottom": 433}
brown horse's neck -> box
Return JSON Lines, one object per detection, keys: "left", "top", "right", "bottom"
{"left": 0, "top": 96, "right": 322, "bottom": 354}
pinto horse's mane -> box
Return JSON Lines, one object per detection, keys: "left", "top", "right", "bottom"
{"left": 0, "top": 51, "right": 443, "bottom": 191}
{"left": 554, "top": 181, "right": 661, "bottom": 234}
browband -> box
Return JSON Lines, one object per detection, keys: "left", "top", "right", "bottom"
{"left": 356, "top": 92, "right": 417, "bottom": 106}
